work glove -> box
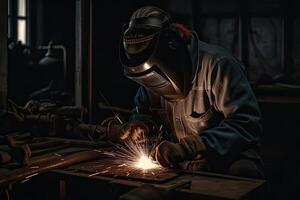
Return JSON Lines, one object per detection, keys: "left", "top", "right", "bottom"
{"left": 107, "top": 120, "right": 155, "bottom": 144}
{"left": 154, "top": 135, "right": 206, "bottom": 168}
{"left": 178, "top": 154, "right": 208, "bottom": 171}
{"left": 154, "top": 141, "right": 186, "bottom": 167}
{"left": 119, "top": 121, "right": 149, "bottom": 141}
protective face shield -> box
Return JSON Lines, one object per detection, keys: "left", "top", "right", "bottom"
{"left": 119, "top": 16, "right": 193, "bottom": 101}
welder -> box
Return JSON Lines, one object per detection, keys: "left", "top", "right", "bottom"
{"left": 112, "top": 6, "right": 264, "bottom": 179}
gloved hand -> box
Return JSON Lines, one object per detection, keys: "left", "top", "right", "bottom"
{"left": 107, "top": 120, "right": 150, "bottom": 143}
{"left": 154, "top": 135, "right": 206, "bottom": 168}
{"left": 178, "top": 155, "right": 208, "bottom": 171}
{"left": 154, "top": 141, "right": 187, "bottom": 167}
{"left": 119, "top": 121, "right": 149, "bottom": 141}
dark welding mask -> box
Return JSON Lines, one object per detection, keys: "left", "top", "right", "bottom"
{"left": 119, "top": 13, "right": 193, "bottom": 101}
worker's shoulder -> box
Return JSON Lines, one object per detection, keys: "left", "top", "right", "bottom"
{"left": 198, "top": 40, "right": 237, "bottom": 64}
{"left": 198, "top": 40, "right": 244, "bottom": 72}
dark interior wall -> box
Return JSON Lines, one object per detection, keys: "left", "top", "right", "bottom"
{"left": 190, "top": 0, "right": 300, "bottom": 85}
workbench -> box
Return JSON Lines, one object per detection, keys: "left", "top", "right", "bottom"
{"left": 0, "top": 137, "right": 267, "bottom": 200}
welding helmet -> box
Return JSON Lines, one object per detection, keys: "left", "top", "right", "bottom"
{"left": 119, "top": 6, "right": 193, "bottom": 100}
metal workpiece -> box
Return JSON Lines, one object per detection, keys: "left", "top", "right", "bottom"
{"left": 52, "top": 157, "right": 266, "bottom": 200}
{"left": 66, "top": 158, "right": 178, "bottom": 183}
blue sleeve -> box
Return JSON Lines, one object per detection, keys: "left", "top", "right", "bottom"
{"left": 130, "top": 86, "right": 158, "bottom": 123}
{"left": 134, "top": 86, "right": 152, "bottom": 111}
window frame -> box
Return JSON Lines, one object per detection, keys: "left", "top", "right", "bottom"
{"left": 8, "top": 0, "right": 30, "bottom": 45}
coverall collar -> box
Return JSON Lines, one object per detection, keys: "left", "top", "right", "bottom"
{"left": 188, "top": 31, "right": 201, "bottom": 85}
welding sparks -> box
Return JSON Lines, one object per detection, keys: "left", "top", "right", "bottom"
{"left": 109, "top": 133, "right": 162, "bottom": 172}
{"left": 133, "top": 152, "right": 159, "bottom": 170}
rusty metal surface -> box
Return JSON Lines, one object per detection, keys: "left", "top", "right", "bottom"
{"left": 67, "top": 158, "right": 179, "bottom": 183}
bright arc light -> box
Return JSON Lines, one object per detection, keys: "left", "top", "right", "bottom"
{"left": 133, "top": 152, "right": 160, "bottom": 170}
{"left": 111, "top": 133, "right": 162, "bottom": 171}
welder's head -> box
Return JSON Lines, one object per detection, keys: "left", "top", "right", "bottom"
{"left": 119, "top": 6, "right": 193, "bottom": 101}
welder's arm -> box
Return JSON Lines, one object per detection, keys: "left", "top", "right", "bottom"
{"left": 183, "top": 58, "right": 262, "bottom": 169}
{"left": 131, "top": 86, "right": 163, "bottom": 133}
{"left": 133, "top": 86, "right": 159, "bottom": 114}
{"left": 105, "top": 120, "right": 150, "bottom": 143}
{"left": 107, "top": 87, "right": 161, "bottom": 143}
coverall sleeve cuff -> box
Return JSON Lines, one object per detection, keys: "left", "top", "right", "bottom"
{"left": 179, "top": 135, "right": 207, "bottom": 158}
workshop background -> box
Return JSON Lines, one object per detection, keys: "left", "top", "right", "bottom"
{"left": 1, "top": 0, "right": 300, "bottom": 199}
